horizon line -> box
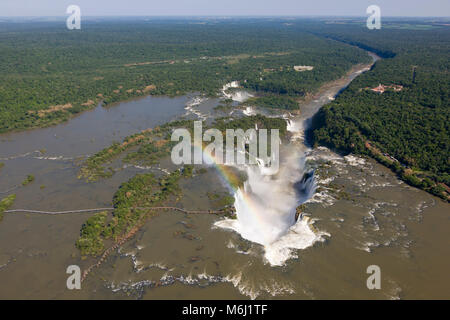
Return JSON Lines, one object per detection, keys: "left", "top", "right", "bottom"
{"left": 1, "top": 15, "right": 450, "bottom": 19}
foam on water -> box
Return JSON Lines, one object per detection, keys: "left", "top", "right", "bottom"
{"left": 285, "top": 117, "right": 304, "bottom": 142}
{"left": 242, "top": 106, "right": 257, "bottom": 116}
{"left": 222, "top": 81, "right": 253, "bottom": 102}
{"left": 344, "top": 155, "right": 366, "bottom": 166}
{"left": 108, "top": 269, "right": 295, "bottom": 300}
{"left": 184, "top": 96, "right": 208, "bottom": 120}
{"left": 264, "top": 218, "right": 329, "bottom": 266}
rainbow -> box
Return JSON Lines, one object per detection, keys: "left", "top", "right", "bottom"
{"left": 192, "top": 143, "right": 241, "bottom": 192}
{"left": 192, "top": 143, "right": 266, "bottom": 231}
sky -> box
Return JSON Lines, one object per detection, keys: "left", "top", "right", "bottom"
{"left": 0, "top": 0, "right": 449, "bottom": 17}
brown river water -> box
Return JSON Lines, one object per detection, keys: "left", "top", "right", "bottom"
{"left": 0, "top": 54, "right": 448, "bottom": 299}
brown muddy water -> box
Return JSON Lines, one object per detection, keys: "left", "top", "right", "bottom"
{"left": 0, "top": 56, "right": 449, "bottom": 300}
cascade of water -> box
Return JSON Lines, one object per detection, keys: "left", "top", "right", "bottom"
{"left": 215, "top": 116, "right": 323, "bottom": 266}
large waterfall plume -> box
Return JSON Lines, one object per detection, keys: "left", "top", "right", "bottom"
{"left": 215, "top": 116, "right": 324, "bottom": 266}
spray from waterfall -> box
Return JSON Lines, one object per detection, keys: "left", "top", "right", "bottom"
{"left": 214, "top": 117, "right": 325, "bottom": 266}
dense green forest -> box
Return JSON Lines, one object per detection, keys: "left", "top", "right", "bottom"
{"left": 310, "top": 21, "right": 449, "bottom": 200}
{"left": 1, "top": 18, "right": 448, "bottom": 200}
{"left": 244, "top": 96, "right": 299, "bottom": 110}
{"left": 0, "top": 19, "right": 370, "bottom": 132}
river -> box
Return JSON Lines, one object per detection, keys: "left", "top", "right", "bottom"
{"left": 0, "top": 53, "right": 448, "bottom": 299}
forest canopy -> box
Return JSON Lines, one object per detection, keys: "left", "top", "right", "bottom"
{"left": 310, "top": 22, "right": 449, "bottom": 200}
{"left": 0, "top": 19, "right": 370, "bottom": 132}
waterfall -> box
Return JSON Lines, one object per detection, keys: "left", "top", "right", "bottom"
{"left": 215, "top": 116, "right": 323, "bottom": 266}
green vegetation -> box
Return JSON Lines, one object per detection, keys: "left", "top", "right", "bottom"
{"left": 245, "top": 95, "right": 299, "bottom": 110}
{"left": 0, "top": 19, "right": 370, "bottom": 133}
{"left": 22, "top": 175, "right": 35, "bottom": 186}
{"left": 182, "top": 165, "right": 194, "bottom": 178}
{"left": 214, "top": 99, "right": 234, "bottom": 113}
{"left": 2, "top": 18, "right": 446, "bottom": 209}
{"left": 0, "top": 163, "right": 4, "bottom": 171}
{"left": 78, "top": 120, "right": 193, "bottom": 182}
{"left": 311, "top": 22, "right": 450, "bottom": 201}
{"left": 76, "top": 116, "right": 286, "bottom": 255}
{"left": 213, "top": 114, "right": 288, "bottom": 138}
{"left": 79, "top": 115, "right": 287, "bottom": 182}
{"left": 207, "top": 192, "right": 235, "bottom": 207}
{"left": 76, "top": 211, "right": 109, "bottom": 256}
{"left": 214, "top": 114, "right": 288, "bottom": 158}
{"left": 123, "top": 139, "right": 176, "bottom": 165}
{"left": 0, "top": 194, "right": 16, "bottom": 222}
{"left": 76, "top": 170, "right": 185, "bottom": 257}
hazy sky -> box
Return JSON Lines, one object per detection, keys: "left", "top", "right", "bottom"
{"left": 0, "top": 0, "right": 449, "bottom": 17}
